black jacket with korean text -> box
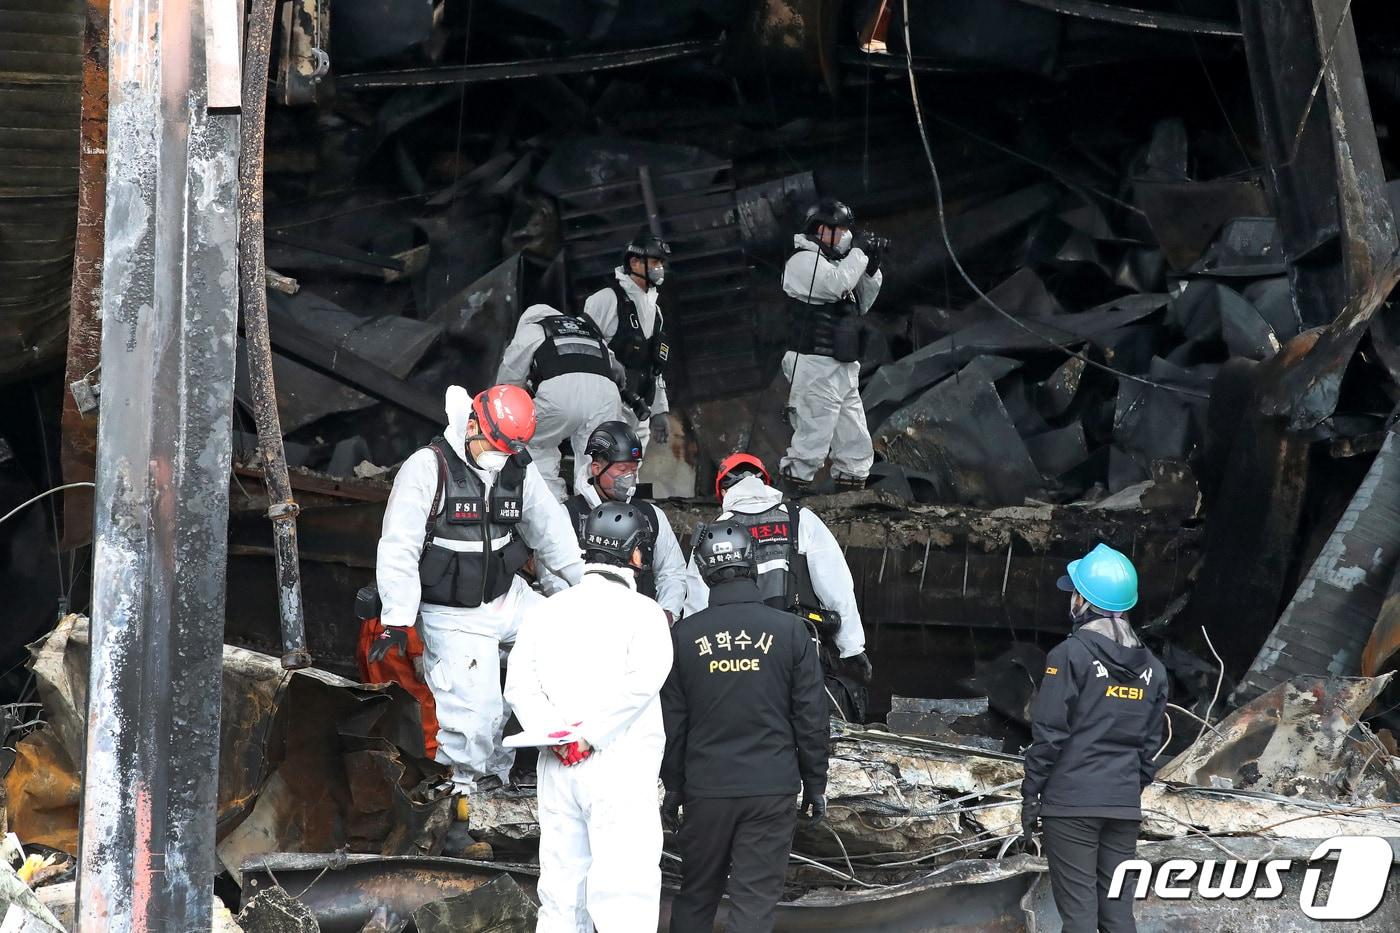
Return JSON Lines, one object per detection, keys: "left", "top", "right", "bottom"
{"left": 1021, "top": 615, "right": 1169, "bottom": 820}
{"left": 661, "top": 578, "right": 828, "bottom": 799}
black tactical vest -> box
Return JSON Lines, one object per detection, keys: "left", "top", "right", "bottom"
{"left": 607, "top": 284, "right": 670, "bottom": 401}
{"left": 786, "top": 248, "right": 861, "bottom": 362}
{"left": 720, "top": 501, "right": 819, "bottom": 612}
{"left": 530, "top": 313, "right": 614, "bottom": 385}
{"left": 417, "top": 439, "right": 531, "bottom": 608}
{"left": 564, "top": 492, "right": 658, "bottom": 599}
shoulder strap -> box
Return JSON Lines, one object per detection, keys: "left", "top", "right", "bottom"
{"left": 424, "top": 443, "right": 448, "bottom": 549}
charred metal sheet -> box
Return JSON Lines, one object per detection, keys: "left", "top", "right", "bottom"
{"left": 58, "top": 0, "right": 108, "bottom": 549}
{"left": 78, "top": 0, "right": 241, "bottom": 922}
{"left": 1187, "top": 217, "right": 1286, "bottom": 278}
{"left": 1133, "top": 180, "right": 1269, "bottom": 270}
{"left": 241, "top": 855, "right": 542, "bottom": 933}
{"left": 412, "top": 875, "right": 538, "bottom": 933}
{"left": 243, "top": 292, "right": 445, "bottom": 432}
{"left": 1186, "top": 355, "right": 1312, "bottom": 677}
{"left": 1012, "top": 0, "right": 1240, "bottom": 36}
{"left": 1237, "top": 427, "right": 1400, "bottom": 702}
{"left": 1159, "top": 675, "right": 1397, "bottom": 800}
{"left": 1257, "top": 263, "right": 1400, "bottom": 431}
{"left": 873, "top": 367, "right": 1042, "bottom": 507}
{"left": 863, "top": 295, "right": 1167, "bottom": 422}
{"left": 336, "top": 39, "right": 722, "bottom": 90}
{"left": 244, "top": 850, "right": 1044, "bottom": 933}
{"left": 1238, "top": 0, "right": 1397, "bottom": 330}
{"left": 0, "top": 0, "right": 82, "bottom": 384}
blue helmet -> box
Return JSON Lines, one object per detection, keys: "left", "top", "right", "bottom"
{"left": 1057, "top": 543, "right": 1138, "bottom": 612}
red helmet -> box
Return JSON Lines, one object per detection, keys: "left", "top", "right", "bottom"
{"left": 714, "top": 452, "right": 769, "bottom": 501}
{"left": 472, "top": 385, "right": 536, "bottom": 453}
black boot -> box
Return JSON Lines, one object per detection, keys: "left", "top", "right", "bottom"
{"left": 779, "top": 470, "right": 812, "bottom": 497}
{"left": 833, "top": 475, "right": 866, "bottom": 493}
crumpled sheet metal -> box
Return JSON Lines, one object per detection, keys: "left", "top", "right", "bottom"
{"left": 243, "top": 850, "right": 1047, "bottom": 933}
{"left": 872, "top": 368, "right": 1042, "bottom": 507}
{"left": 21, "top": 615, "right": 451, "bottom": 881}
{"left": 3, "top": 730, "right": 80, "bottom": 855}
{"left": 236, "top": 290, "right": 443, "bottom": 433}
{"left": 862, "top": 295, "right": 1167, "bottom": 419}
{"left": 1157, "top": 674, "right": 1398, "bottom": 801}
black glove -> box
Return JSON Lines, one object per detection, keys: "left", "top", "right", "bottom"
{"left": 1020, "top": 797, "right": 1041, "bottom": 849}
{"left": 650, "top": 413, "right": 669, "bottom": 445}
{"left": 801, "top": 784, "right": 827, "bottom": 827}
{"left": 368, "top": 626, "right": 409, "bottom": 663}
{"left": 620, "top": 388, "right": 652, "bottom": 422}
{"left": 661, "top": 791, "right": 683, "bottom": 832}
{"left": 846, "top": 651, "right": 873, "bottom": 685}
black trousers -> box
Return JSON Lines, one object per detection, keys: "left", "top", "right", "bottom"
{"left": 670, "top": 794, "right": 796, "bottom": 933}
{"left": 1042, "top": 815, "right": 1140, "bottom": 933}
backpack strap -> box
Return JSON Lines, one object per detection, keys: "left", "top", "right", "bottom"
{"left": 423, "top": 443, "right": 448, "bottom": 552}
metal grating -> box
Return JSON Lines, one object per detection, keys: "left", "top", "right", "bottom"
{"left": 557, "top": 161, "right": 765, "bottom": 403}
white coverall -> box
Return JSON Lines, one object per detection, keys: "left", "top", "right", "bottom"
{"left": 583, "top": 269, "right": 669, "bottom": 454}
{"left": 781, "top": 236, "right": 883, "bottom": 482}
{"left": 504, "top": 566, "right": 674, "bottom": 933}
{"left": 537, "top": 482, "right": 689, "bottom": 620}
{"left": 497, "top": 303, "right": 624, "bottom": 500}
{"left": 681, "top": 475, "right": 865, "bottom": 658}
{"left": 376, "top": 386, "right": 586, "bottom": 792}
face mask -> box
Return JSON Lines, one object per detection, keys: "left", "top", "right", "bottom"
{"left": 609, "top": 471, "right": 639, "bottom": 502}
{"left": 475, "top": 450, "right": 509, "bottom": 472}
{"left": 835, "top": 229, "right": 853, "bottom": 255}
{"left": 648, "top": 266, "right": 665, "bottom": 287}
{"left": 1069, "top": 596, "right": 1092, "bottom": 625}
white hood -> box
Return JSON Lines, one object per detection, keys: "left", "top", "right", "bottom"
{"left": 443, "top": 385, "right": 473, "bottom": 463}
{"left": 720, "top": 474, "right": 784, "bottom": 515}
{"left": 792, "top": 234, "right": 822, "bottom": 254}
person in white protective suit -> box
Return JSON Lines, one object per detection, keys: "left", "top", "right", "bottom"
{"left": 582, "top": 229, "right": 673, "bottom": 455}
{"left": 780, "top": 198, "right": 886, "bottom": 495}
{"left": 372, "top": 384, "right": 585, "bottom": 800}
{"left": 682, "top": 454, "right": 873, "bottom": 721}
{"left": 496, "top": 302, "right": 625, "bottom": 499}
{"left": 504, "top": 501, "right": 674, "bottom": 933}
{"left": 538, "top": 420, "right": 687, "bottom": 624}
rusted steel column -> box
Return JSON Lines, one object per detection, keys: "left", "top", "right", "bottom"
{"left": 240, "top": 0, "right": 311, "bottom": 671}
{"left": 59, "top": 0, "right": 108, "bottom": 549}
{"left": 77, "top": 0, "right": 240, "bottom": 927}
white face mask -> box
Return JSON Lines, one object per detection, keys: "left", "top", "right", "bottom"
{"left": 475, "top": 450, "right": 509, "bottom": 472}
{"left": 834, "top": 229, "right": 853, "bottom": 255}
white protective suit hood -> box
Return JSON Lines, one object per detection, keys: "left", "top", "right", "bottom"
{"left": 720, "top": 474, "right": 784, "bottom": 515}
{"left": 443, "top": 384, "right": 473, "bottom": 463}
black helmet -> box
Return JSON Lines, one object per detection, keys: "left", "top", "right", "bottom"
{"left": 804, "top": 198, "right": 854, "bottom": 233}
{"left": 695, "top": 520, "right": 757, "bottom": 585}
{"left": 624, "top": 228, "right": 671, "bottom": 264}
{"left": 585, "top": 420, "right": 643, "bottom": 465}
{"left": 583, "top": 502, "right": 652, "bottom": 566}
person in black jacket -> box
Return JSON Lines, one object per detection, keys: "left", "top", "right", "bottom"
{"left": 1021, "top": 543, "right": 1168, "bottom": 933}
{"left": 662, "top": 521, "right": 828, "bottom": 933}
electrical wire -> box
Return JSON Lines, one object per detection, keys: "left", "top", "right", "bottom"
{"left": 0, "top": 483, "right": 96, "bottom": 530}
{"left": 898, "top": 0, "right": 1210, "bottom": 402}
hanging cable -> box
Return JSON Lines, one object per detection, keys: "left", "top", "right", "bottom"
{"left": 899, "top": 0, "right": 1209, "bottom": 402}
{"left": 0, "top": 483, "right": 96, "bottom": 530}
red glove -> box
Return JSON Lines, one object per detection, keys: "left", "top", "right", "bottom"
{"left": 550, "top": 723, "right": 593, "bottom": 767}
